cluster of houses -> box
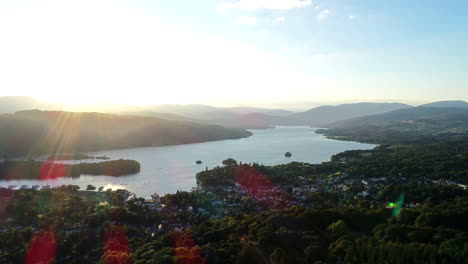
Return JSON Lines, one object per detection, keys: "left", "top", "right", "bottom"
{"left": 432, "top": 179, "right": 468, "bottom": 190}
{"left": 177, "top": 169, "right": 468, "bottom": 216}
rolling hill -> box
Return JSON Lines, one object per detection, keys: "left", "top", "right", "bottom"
{"left": 317, "top": 106, "right": 468, "bottom": 144}
{"left": 290, "top": 102, "right": 412, "bottom": 126}
{"left": 224, "top": 107, "right": 295, "bottom": 117}
{"left": 144, "top": 104, "right": 303, "bottom": 128}
{"left": 5, "top": 97, "right": 468, "bottom": 131}
{"left": 419, "top": 100, "right": 468, "bottom": 108}
{"left": 197, "top": 112, "right": 305, "bottom": 129}
{"left": 0, "top": 110, "right": 252, "bottom": 157}
{"left": 0, "top": 97, "right": 415, "bottom": 129}
{"left": 144, "top": 103, "right": 414, "bottom": 128}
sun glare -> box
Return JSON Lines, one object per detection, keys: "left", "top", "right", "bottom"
{"left": 32, "top": 94, "right": 163, "bottom": 107}
{"left": 0, "top": 0, "right": 340, "bottom": 106}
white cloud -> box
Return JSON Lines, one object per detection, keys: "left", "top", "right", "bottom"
{"left": 317, "top": 9, "right": 333, "bottom": 21}
{"left": 275, "top": 16, "right": 286, "bottom": 23}
{"left": 218, "top": 0, "right": 313, "bottom": 11}
{"left": 235, "top": 16, "right": 257, "bottom": 24}
{"left": 348, "top": 15, "right": 356, "bottom": 20}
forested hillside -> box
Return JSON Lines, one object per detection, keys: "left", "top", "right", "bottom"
{"left": 317, "top": 107, "right": 468, "bottom": 144}
{"left": 0, "top": 110, "right": 252, "bottom": 157}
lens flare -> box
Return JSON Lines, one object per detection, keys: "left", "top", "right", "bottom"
{"left": 25, "top": 230, "right": 57, "bottom": 264}
{"left": 390, "top": 194, "right": 404, "bottom": 217}
{"left": 40, "top": 161, "right": 66, "bottom": 180}
{"left": 103, "top": 226, "right": 131, "bottom": 264}
{"left": 32, "top": 111, "right": 83, "bottom": 156}
{"left": 172, "top": 232, "right": 206, "bottom": 264}
{"left": 234, "top": 166, "right": 289, "bottom": 208}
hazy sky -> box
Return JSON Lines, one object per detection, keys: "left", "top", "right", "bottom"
{"left": 0, "top": 0, "right": 467, "bottom": 107}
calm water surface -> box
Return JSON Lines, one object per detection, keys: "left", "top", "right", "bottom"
{"left": 0, "top": 127, "right": 376, "bottom": 197}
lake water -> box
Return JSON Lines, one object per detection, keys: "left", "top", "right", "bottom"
{"left": 0, "top": 127, "right": 376, "bottom": 198}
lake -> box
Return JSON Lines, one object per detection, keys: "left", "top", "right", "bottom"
{"left": 0, "top": 127, "right": 376, "bottom": 198}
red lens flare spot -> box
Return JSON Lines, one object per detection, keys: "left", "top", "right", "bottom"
{"left": 235, "top": 166, "right": 273, "bottom": 193}
{"left": 173, "top": 232, "right": 206, "bottom": 264}
{"left": 103, "top": 226, "right": 131, "bottom": 264}
{"left": 234, "top": 166, "right": 289, "bottom": 208}
{"left": 40, "top": 161, "right": 66, "bottom": 180}
{"left": 25, "top": 230, "right": 57, "bottom": 264}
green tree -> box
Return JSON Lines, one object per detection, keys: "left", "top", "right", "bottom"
{"left": 327, "top": 219, "right": 348, "bottom": 237}
{"left": 222, "top": 158, "right": 238, "bottom": 166}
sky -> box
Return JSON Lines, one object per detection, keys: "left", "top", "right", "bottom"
{"left": 0, "top": 0, "right": 467, "bottom": 108}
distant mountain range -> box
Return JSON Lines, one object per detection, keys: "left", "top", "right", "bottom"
{"left": 144, "top": 103, "right": 417, "bottom": 127}
{"left": 140, "top": 104, "right": 300, "bottom": 128}
{"left": 1, "top": 96, "right": 467, "bottom": 130}
{"left": 289, "top": 102, "right": 412, "bottom": 126}
{"left": 0, "top": 110, "right": 252, "bottom": 157}
{"left": 140, "top": 101, "right": 468, "bottom": 128}
{"left": 148, "top": 104, "right": 295, "bottom": 118}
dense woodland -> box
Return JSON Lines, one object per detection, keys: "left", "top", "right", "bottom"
{"left": 0, "top": 184, "right": 466, "bottom": 263}
{"left": 1, "top": 136, "right": 467, "bottom": 263}
{"left": 0, "top": 110, "right": 252, "bottom": 157}
{"left": 0, "top": 159, "right": 141, "bottom": 179}
{"left": 46, "top": 153, "right": 110, "bottom": 161}
{"left": 317, "top": 107, "right": 468, "bottom": 144}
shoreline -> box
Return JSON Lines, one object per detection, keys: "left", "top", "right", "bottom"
{"left": 0, "top": 127, "right": 376, "bottom": 198}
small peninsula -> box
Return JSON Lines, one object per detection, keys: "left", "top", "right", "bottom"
{"left": 0, "top": 159, "right": 141, "bottom": 180}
